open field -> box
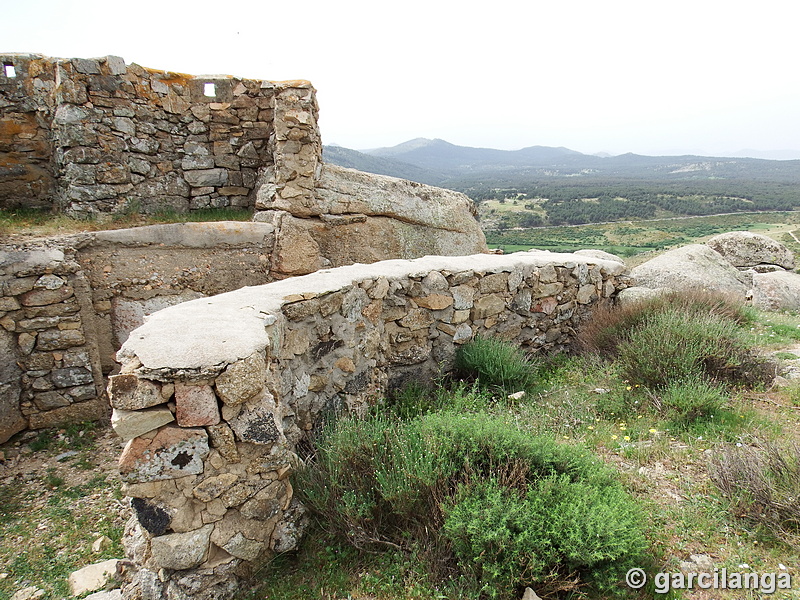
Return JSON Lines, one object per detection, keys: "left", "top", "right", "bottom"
{"left": 484, "top": 210, "right": 800, "bottom": 261}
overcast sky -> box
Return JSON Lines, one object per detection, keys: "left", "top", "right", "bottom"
{"left": 4, "top": 0, "right": 799, "bottom": 158}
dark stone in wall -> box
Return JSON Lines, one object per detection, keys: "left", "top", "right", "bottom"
{"left": 131, "top": 497, "right": 171, "bottom": 536}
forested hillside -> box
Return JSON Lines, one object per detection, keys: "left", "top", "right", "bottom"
{"left": 324, "top": 139, "right": 800, "bottom": 226}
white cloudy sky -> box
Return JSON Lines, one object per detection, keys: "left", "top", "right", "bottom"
{"left": 4, "top": 0, "right": 798, "bottom": 158}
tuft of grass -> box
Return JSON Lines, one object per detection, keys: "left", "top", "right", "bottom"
{"left": 455, "top": 336, "right": 538, "bottom": 392}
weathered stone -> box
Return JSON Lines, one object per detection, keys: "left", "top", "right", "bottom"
{"left": 91, "top": 534, "right": 112, "bottom": 553}
{"left": 175, "top": 383, "right": 220, "bottom": 427}
{"left": 631, "top": 244, "right": 751, "bottom": 300}
{"left": 130, "top": 497, "right": 171, "bottom": 535}
{"left": 334, "top": 356, "right": 356, "bottom": 373}
{"left": 10, "top": 586, "right": 44, "bottom": 600}
{"left": 118, "top": 426, "right": 209, "bottom": 482}
{"left": 453, "top": 323, "right": 473, "bottom": 344}
{"left": 108, "top": 375, "right": 163, "bottom": 410}
{"left": 532, "top": 296, "right": 558, "bottom": 315}
{"left": 67, "top": 559, "right": 119, "bottom": 596}
{"left": 398, "top": 308, "right": 434, "bottom": 330}
{"left": 33, "top": 390, "right": 71, "bottom": 410}
{"left": 215, "top": 353, "right": 266, "bottom": 405}
{"left": 221, "top": 532, "right": 264, "bottom": 561}
{"left": 450, "top": 285, "right": 475, "bottom": 310}
{"left": 35, "top": 329, "right": 85, "bottom": 351}
{"left": 149, "top": 524, "right": 213, "bottom": 570}
{"left": 193, "top": 473, "right": 239, "bottom": 503}
{"left": 51, "top": 367, "right": 93, "bottom": 388}
{"left": 479, "top": 273, "right": 508, "bottom": 294}
{"left": 240, "top": 482, "right": 285, "bottom": 520}
{"left": 184, "top": 168, "right": 228, "bottom": 187}
{"left": 84, "top": 590, "right": 122, "bottom": 600}
{"left": 271, "top": 497, "right": 309, "bottom": 553}
{"left": 207, "top": 423, "right": 240, "bottom": 462}
{"left": 0, "top": 329, "right": 26, "bottom": 443}
{"left": 227, "top": 396, "right": 282, "bottom": 445}
{"left": 413, "top": 293, "right": 453, "bottom": 310}
{"left": 576, "top": 284, "right": 596, "bottom": 304}
{"left": 19, "top": 286, "right": 73, "bottom": 306}
{"left": 28, "top": 397, "right": 106, "bottom": 429}
{"left": 471, "top": 294, "right": 506, "bottom": 320}
{"left": 752, "top": 270, "right": 800, "bottom": 311}
{"left": 18, "top": 332, "right": 36, "bottom": 354}
{"left": 707, "top": 231, "right": 795, "bottom": 270}
{"left": 111, "top": 407, "right": 175, "bottom": 441}
{"left": 0, "top": 296, "right": 21, "bottom": 311}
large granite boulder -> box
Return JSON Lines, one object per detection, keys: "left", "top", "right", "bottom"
{"left": 255, "top": 164, "right": 488, "bottom": 275}
{"left": 706, "top": 231, "right": 795, "bottom": 271}
{"left": 751, "top": 270, "right": 800, "bottom": 311}
{"left": 630, "top": 244, "right": 751, "bottom": 301}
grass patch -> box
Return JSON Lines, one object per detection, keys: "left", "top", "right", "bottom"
{"left": 0, "top": 425, "right": 125, "bottom": 600}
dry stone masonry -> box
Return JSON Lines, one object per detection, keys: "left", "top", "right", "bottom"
{"left": 0, "top": 53, "right": 318, "bottom": 216}
{"left": 0, "top": 222, "right": 278, "bottom": 443}
{"left": 112, "top": 251, "right": 630, "bottom": 600}
{"left": 0, "top": 53, "right": 486, "bottom": 268}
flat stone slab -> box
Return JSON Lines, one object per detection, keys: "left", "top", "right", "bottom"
{"left": 111, "top": 407, "right": 175, "bottom": 441}
{"left": 67, "top": 559, "right": 119, "bottom": 596}
{"left": 91, "top": 221, "right": 275, "bottom": 248}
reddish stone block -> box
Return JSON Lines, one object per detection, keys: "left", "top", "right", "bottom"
{"left": 175, "top": 383, "right": 220, "bottom": 427}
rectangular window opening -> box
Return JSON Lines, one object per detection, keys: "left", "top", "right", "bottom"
{"left": 203, "top": 82, "right": 216, "bottom": 97}
{"left": 3, "top": 64, "right": 16, "bottom": 78}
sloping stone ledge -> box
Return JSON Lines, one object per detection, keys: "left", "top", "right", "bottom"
{"left": 113, "top": 251, "right": 630, "bottom": 600}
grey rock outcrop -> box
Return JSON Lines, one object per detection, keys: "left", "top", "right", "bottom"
{"left": 630, "top": 244, "right": 751, "bottom": 301}
{"left": 751, "top": 270, "right": 800, "bottom": 311}
{"left": 706, "top": 231, "right": 795, "bottom": 271}
{"left": 255, "top": 164, "right": 487, "bottom": 275}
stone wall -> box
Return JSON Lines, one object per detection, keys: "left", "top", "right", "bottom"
{"left": 111, "top": 251, "right": 631, "bottom": 600}
{"left": 0, "top": 54, "right": 319, "bottom": 216}
{"left": 0, "top": 204, "right": 486, "bottom": 444}
{"left": 0, "top": 222, "right": 276, "bottom": 443}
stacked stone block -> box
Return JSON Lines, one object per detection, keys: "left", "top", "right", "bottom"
{"left": 112, "top": 251, "right": 631, "bottom": 600}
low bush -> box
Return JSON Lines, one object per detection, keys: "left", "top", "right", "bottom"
{"left": 295, "top": 412, "right": 646, "bottom": 598}
{"left": 455, "top": 336, "right": 537, "bottom": 391}
{"left": 577, "top": 290, "right": 769, "bottom": 391}
{"left": 710, "top": 441, "right": 800, "bottom": 545}
{"left": 577, "top": 289, "right": 752, "bottom": 357}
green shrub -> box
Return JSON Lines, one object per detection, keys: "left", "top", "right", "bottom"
{"left": 455, "top": 336, "right": 537, "bottom": 391}
{"left": 443, "top": 476, "right": 646, "bottom": 597}
{"left": 577, "top": 289, "right": 753, "bottom": 357}
{"left": 296, "top": 412, "right": 646, "bottom": 597}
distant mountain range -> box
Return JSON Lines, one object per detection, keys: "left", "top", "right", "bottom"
{"left": 322, "top": 138, "right": 800, "bottom": 189}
